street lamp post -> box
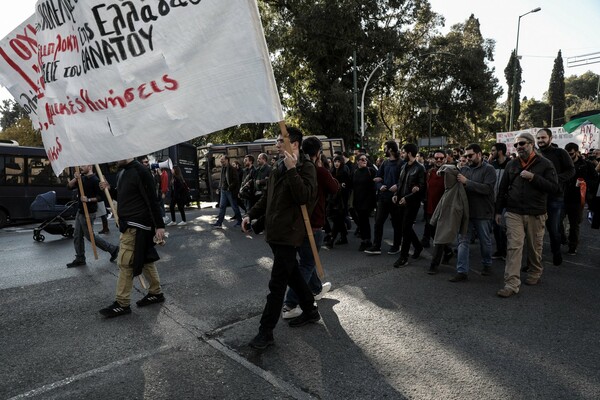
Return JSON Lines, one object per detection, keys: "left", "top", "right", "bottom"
{"left": 361, "top": 55, "right": 391, "bottom": 148}
{"left": 420, "top": 101, "right": 440, "bottom": 151}
{"left": 509, "top": 6, "right": 541, "bottom": 132}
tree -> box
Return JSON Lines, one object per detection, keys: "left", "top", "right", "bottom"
{"left": 260, "top": 0, "right": 435, "bottom": 147}
{"left": 565, "top": 71, "right": 599, "bottom": 103}
{"left": 0, "top": 117, "right": 42, "bottom": 147}
{"left": 547, "top": 50, "right": 566, "bottom": 127}
{"left": 504, "top": 50, "right": 522, "bottom": 131}
{"left": 518, "top": 98, "right": 551, "bottom": 128}
{"left": 1, "top": 99, "right": 28, "bottom": 130}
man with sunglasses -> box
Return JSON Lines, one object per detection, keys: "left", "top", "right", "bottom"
{"left": 495, "top": 132, "right": 559, "bottom": 298}
{"left": 536, "top": 128, "right": 574, "bottom": 266}
{"left": 450, "top": 144, "right": 496, "bottom": 281}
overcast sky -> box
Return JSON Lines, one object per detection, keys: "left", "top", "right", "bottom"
{"left": 1, "top": 0, "right": 599, "bottom": 105}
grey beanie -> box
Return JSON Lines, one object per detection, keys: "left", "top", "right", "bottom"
{"left": 515, "top": 132, "right": 536, "bottom": 144}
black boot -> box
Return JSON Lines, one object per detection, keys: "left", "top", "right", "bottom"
{"left": 427, "top": 263, "right": 439, "bottom": 275}
{"left": 99, "top": 217, "right": 110, "bottom": 234}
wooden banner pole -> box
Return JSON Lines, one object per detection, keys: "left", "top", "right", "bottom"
{"left": 76, "top": 168, "right": 98, "bottom": 260}
{"left": 94, "top": 165, "right": 118, "bottom": 226}
{"left": 278, "top": 122, "right": 325, "bottom": 279}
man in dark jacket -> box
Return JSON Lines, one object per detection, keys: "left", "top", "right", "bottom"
{"left": 212, "top": 155, "right": 243, "bottom": 228}
{"left": 242, "top": 127, "right": 319, "bottom": 349}
{"left": 282, "top": 136, "right": 338, "bottom": 319}
{"left": 393, "top": 143, "right": 426, "bottom": 267}
{"left": 450, "top": 144, "right": 497, "bottom": 281}
{"left": 536, "top": 128, "right": 575, "bottom": 265}
{"left": 495, "top": 133, "right": 559, "bottom": 298}
{"left": 365, "top": 140, "right": 403, "bottom": 255}
{"left": 490, "top": 142, "right": 509, "bottom": 260}
{"left": 254, "top": 153, "right": 271, "bottom": 198}
{"left": 99, "top": 159, "right": 166, "bottom": 317}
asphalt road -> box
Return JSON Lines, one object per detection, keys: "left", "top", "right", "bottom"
{"left": 1, "top": 206, "right": 599, "bottom": 399}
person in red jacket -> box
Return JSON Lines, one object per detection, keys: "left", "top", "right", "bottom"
{"left": 421, "top": 150, "right": 447, "bottom": 248}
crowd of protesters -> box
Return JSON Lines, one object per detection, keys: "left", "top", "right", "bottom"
{"left": 87, "top": 127, "right": 599, "bottom": 348}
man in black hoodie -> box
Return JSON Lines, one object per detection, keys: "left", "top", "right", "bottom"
{"left": 99, "top": 158, "right": 166, "bottom": 318}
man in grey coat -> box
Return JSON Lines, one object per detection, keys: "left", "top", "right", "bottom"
{"left": 451, "top": 144, "right": 496, "bottom": 281}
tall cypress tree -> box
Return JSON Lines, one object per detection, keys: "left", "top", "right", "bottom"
{"left": 548, "top": 50, "right": 566, "bottom": 127}
{"left": 504, "top": 50, "right": 522, "bottom": 131}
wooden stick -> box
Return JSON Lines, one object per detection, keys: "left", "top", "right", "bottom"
{"left": 76, "top": 167, "right": 98, "bottom": 260}
{"left": 278, "top": 122, "right": 325, "bottom": 279}
{"left": 94, "top": 164, "right": 118, "bottom": 226}
{"left": 94, "top": 164, "right": 147, "bottom": 290}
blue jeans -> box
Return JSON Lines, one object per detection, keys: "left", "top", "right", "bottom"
{"left": 284, "top": 230, "right": 324, "bottom": 307}
{"left": 215, "top": 189, "right": 242, "bottom": 225}
{"left": 545, "top": 198, "right": 564, "bottom": 256}
{"left": 456, "top": 218, "right": 493, "bottom": 274}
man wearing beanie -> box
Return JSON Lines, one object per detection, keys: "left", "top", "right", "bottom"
{"left": 495, "top": 132, "right": 559, "bottom": 298}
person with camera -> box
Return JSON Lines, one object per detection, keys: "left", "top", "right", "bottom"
{"left": 254, "top": 153, "right": 271, "bottom": 200}
{"left": 239, "top": 155, "right": 257, "bottom": 212}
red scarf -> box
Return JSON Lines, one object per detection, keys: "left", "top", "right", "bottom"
{"left": 519, "top": 151, "right": 536, "bottom": 170}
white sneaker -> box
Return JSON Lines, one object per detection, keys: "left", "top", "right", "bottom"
{"left": 166, "top": 221, "right": 177, "bottom": 227}
{"left": 177, "top": 221, "right": 187, "bottom": 226}
{"left": 314, "top": 282, "right": 332, "bottom": 300}
{"left": 282, "top": 305, "right": 303, "bottom": 319}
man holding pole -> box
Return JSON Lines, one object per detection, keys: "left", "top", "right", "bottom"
{"left": 242, "top": 127, "right": 320, "bottom": 349}
{"left": 66, "top": 165, "right": 119, "bottom": 268}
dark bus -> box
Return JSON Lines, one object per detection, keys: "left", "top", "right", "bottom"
{"left": 0, "top": 141, "right": 199, "bottom": 228}
{"left": 139, "top": 141, "right": 200, "bottom": 203}
{"left": 89, "top": 141, "right": 200, "bottom": 206}
{"left": 197, "top": 136, "right": 345, "bottom": 202}
{"left": 0, "top": 143, "right": 73, "bottom": 227}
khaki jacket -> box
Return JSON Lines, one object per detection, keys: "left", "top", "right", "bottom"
{"left": 431, "top": 165, "right": 469, "bottom": 245}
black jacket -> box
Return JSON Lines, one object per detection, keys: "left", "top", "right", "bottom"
{"left": 116, "top": 160, "right": 165, "bottom": 229}
{"left": 496, "top": 154, "right": 559, "bottom": 216}
{"left": 565, "top": 157, "right": 598, "bottom": 204}
{"left": 397, "top": 161, "right": 426, "bottom": 205}
{"left": 539, "top": 146, "right": 574, "bottom": 199}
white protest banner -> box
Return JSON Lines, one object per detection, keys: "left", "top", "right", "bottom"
{"left": 496, "top": 126, "right": 599, "bottom": 154}
{"left": 0, "top": 15, "right": 42, "bottom": 123}
{"left": 0, "top": 0, "right": 283, "bottom": 175}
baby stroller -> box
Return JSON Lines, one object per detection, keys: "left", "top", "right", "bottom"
{"left": 30, "top": 191, "right": 77, "bottom": 242}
